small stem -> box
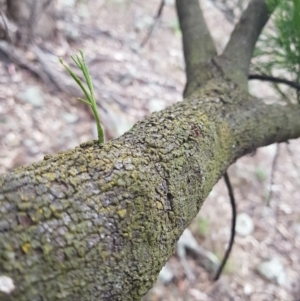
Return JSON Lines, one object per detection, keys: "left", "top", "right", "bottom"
{"left": 91, "top": 105, "right": 104, "bottom": 144}
{"left": 60, "top": 58, "right": 91, "bottom": 102}
{"left": 267, "top": 144, "right": 280, "bottom": 206}
{"left": 78, "top": 98, "right": 92, "bottom": 106}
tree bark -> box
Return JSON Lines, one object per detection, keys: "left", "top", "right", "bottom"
{"left": 6, "top": 0, "right": 55, "bottom": 43}
{"left": 1, "top": 68, "right": 300, "bottom": 300}
{"left": 176, "top": 0, "right": 217, "bottom": 97}
{"left": 216, "top": 0, "right": 274, "bottom": 89}
{"left": 0, "top": 0, "right": 298, "bottom": 300}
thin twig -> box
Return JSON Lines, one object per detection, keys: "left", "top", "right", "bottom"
{"left": 140, "top": 0, "right": 165, "bottom": 48}
{"left": 249, "top": 74, "right": 300, "bottom": 91}
{"left": 214, "top": 171, "right": 236, "bottom": 281}
{"left": 0, "top": 41, "right": 55, "bottom": 88}
{"left": 250, "top": 291, "right": 279, "bottom": 301}
{"left": 285, "top": 143, "right": 300, "bottom": 180}
{"left": 267, "top": 144, "right": 280, "bottom": 206}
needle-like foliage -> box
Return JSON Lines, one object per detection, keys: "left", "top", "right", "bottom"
{"left": 252, "top": 0, "right": 300, "bottom": 103}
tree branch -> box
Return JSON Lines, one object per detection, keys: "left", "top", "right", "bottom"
{"left": 214, "top": 171, "right": 236, "bottom": 281}
{"left": 176, "top": 0, "right": 217, "bottom": 97}
{"left": 140, "top": 0, "right": 165, "bottom": 48}
{"left": 249, "top": 74, "right": 300, "bottom": 91}
{"left": 0, "top": 10, "right": 17, "bottom": 43}
{"left": 217, "top": 0, "right": 275, "bottom": 89}
{"left": 1, "top": 77, "right": 300, "bottom": 300}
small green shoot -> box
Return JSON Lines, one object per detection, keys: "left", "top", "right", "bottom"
{"left": 197, "top": 217, "right": 210, "bottom": 237}
{"left": 59, "top": 50, "right": 105, "bottom": 144}
{"left": 254, "top": 166, "right": 267, "bottom": 182}
{"left": 169, "top": 18, "right": 181, "bottom": 36}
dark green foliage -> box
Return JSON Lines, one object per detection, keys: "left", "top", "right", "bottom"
{"left": 253, "top": 0, "right": 300, "bottom": 103}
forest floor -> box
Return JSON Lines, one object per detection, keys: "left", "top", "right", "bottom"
{"left": 0, "top": 0, "right": 300, "bottom": 300}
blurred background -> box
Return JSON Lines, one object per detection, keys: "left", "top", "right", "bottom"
{"left": 0, "top": 0, "right": 300, "bottom": 300}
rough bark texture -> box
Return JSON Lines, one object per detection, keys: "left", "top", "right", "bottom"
{"left": 216, "top": 0, "right": 273, "bottom": 89}
{"left": 1, "top": 67, "right": 300, "bottom": 300}
{"left": 176, "top": 0, "right": 217, "bottom": 97}
{"left": 0, "top": 0, "right": 298, "bottom": 300}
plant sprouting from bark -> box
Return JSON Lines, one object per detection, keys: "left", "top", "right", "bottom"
{"left": 60, "top": 50, "right": 105, "bottom": 143}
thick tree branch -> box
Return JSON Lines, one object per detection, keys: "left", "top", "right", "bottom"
{"left": 176, "top": 0, "right": 217, "bottom": 97}
{"left": 1, "top": 74, "right": 300, "bottom": 300}
{"left": 217, "top": 0, "right": 275, "bottom": 89}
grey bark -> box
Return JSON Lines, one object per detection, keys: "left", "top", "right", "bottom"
{"left": 216, "top": 0, "right": 275, "bottom": 89}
